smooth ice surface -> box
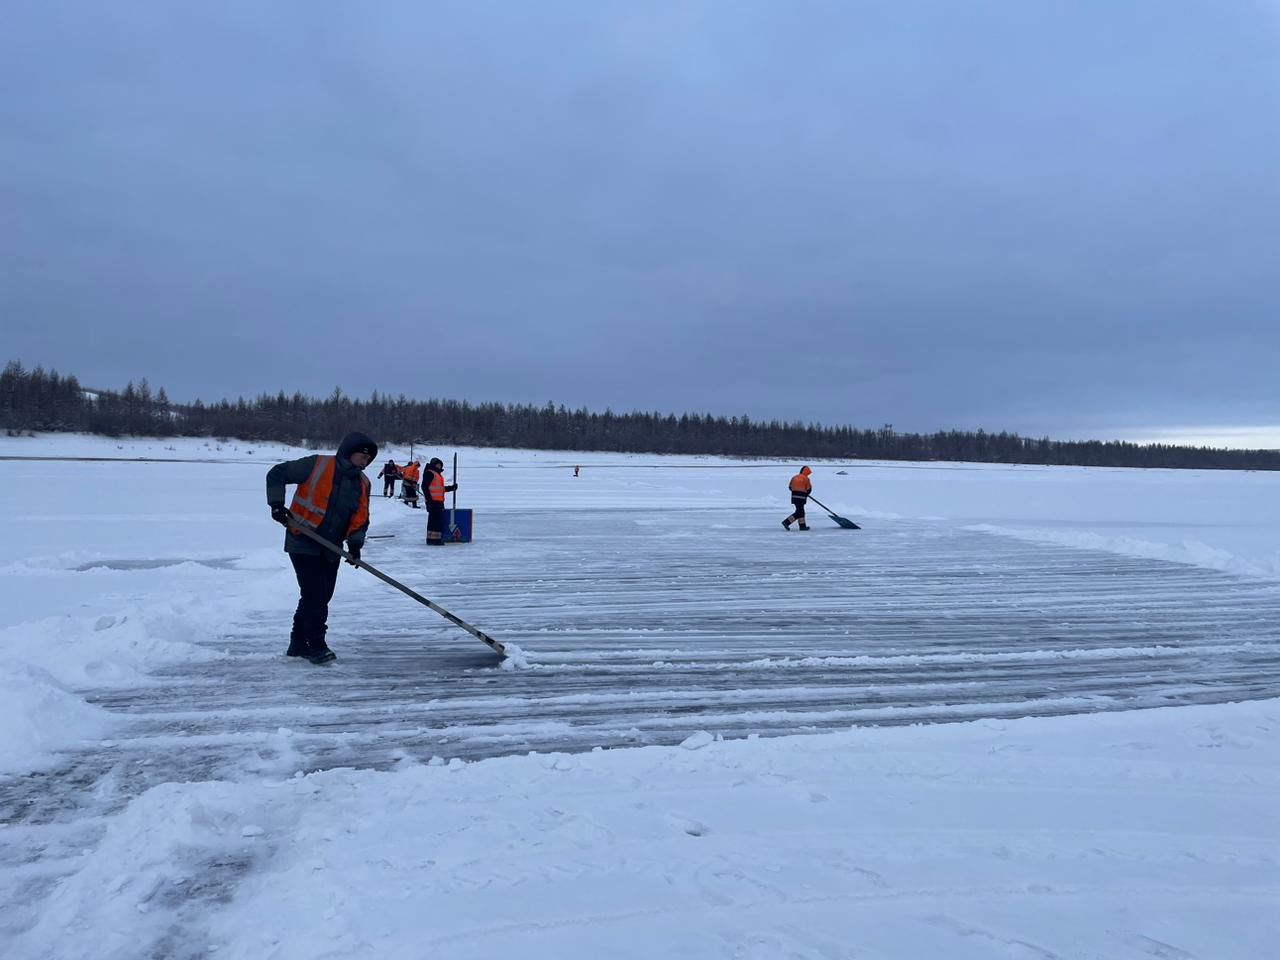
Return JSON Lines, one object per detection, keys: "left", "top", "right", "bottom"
{"left": 1, "top": 434, "right": 1278, "bottom": 958}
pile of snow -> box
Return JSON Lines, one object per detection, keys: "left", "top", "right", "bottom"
{"left": 497, "top": 640, "right": 530, "bottom": 670}
{"left": 0, "top": 604, "right": 227, "bottom": 773}
{"left": 0, "top": 667, "right": 116, "bottom": 773}
{"left": 0, "top": 608, "right": 224, "bottom": 690}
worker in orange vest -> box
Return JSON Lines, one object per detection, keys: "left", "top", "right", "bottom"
{"left": 401, "top": 460, "right": 421, "bottom": 508}
{"left": 266, "top": 431, "right": 376, "bottom": 663}
{"left": 423, "top": 457, "right": 458, "bottom": 545}
{"left": 782, "top": 465, "right": 813, "bottom": 531}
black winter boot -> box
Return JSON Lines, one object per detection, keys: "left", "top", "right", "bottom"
{"left": 798, "top": 524, "right": 810, "bottom": 531}
{"left": 286, "top": 632, "right": 307, "bottom": 657}
{"left": 306, "top": 641, "right": 337, "bottom": 664}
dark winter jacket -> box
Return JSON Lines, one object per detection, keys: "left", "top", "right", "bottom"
{"left": 378, "top": 460, "right": 401, "bottom": 480}
{"left": 266, "top": 431, "right": 376, "bottom": 561}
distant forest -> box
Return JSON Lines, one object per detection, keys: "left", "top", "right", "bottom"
{"left": 2, "top": 359, "right": 1276, "bottom": 470}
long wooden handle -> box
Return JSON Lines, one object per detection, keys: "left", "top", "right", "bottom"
{"left": 286, "top": 516, "right": 504, "bottom": 655}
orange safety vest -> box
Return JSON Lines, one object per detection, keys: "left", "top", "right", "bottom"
{"left": 403, "top": 463, "right": 420, "bottom": 482}
{"left": 788, "top": 468, "right": 812, "bottom": 496}
{"left": 289, "top": 455, "right": 370, "bottom": 538}
{"left": 427, "top": 468, "right": 445, "bottom": 502}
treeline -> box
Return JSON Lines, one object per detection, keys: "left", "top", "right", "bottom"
{"left": 2, "top": 359, "right": 1277, "bottom": 470}
{"left": 0, "top": 361, "right": 173, "bottom": 436}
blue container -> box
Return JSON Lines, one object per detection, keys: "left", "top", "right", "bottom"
{"left": 440, "top": 508, "right": 473, "bottom": 543}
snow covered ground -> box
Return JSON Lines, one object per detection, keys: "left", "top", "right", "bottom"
{"left": 1, "top": 434, "right": 1277, "bottom": 958}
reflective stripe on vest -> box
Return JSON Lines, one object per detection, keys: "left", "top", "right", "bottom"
{"left": 427, "top": 470, "right": 445, "bottom": 502}
{"left": 289, "top": 455, "right": 370, "bottom": 538}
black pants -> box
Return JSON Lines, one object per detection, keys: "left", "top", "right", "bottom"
{"left": 791, "top": 498, "right": 807, "bottom": 519}
{"left": 383, "top": 477, "right": 396, "bottom": 496}
{"left": 290, "top": 553, "right": 340, "bottom": 646}
{"left": 426, "top": 500, "right": 445, "bottom": 540}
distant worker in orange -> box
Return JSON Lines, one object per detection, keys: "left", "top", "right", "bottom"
{"left": 423, "top": 457, "right": 458, "bottom": 545}
{"left": 782, "top": 466, "right": 813, "bottom": 531}
{"left": 401, "top": 460, "right": 421, "bottom": 508}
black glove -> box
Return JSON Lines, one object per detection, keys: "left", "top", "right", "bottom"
{"left": 271, "top": 505, "right": 292, "bottom": 527}
{"left": 445, "top": 484, "right": 458, "bottom": 493}
{"left": 345, "top": 545, "right": 362, "bottom": 566}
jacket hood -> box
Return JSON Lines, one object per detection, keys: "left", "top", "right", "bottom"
{"left": 336, "top": 431, "right": 378, "bottom": 468}
{"left": 799, "top": 466, "right": 812, "bottom": 476}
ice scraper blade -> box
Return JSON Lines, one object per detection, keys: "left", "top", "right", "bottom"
{"left": 807, "top": 496, "right": 861, "bottom": 530}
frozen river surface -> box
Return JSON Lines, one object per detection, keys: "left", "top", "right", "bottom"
{"left": 24, "top": 504, "right": 1280, "bottom": 805}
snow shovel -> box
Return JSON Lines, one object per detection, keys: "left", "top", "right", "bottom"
{"left": 284, "top": 513, "right": 505, "bottom": 656}
{"left": 807, "top": 496, "right": 861, "bottom": 530}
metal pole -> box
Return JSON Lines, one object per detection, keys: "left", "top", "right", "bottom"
{"left": 449, "top": 451, "right": 458, "bottom": 539}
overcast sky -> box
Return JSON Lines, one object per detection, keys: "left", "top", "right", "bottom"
{"left": 2, "top": 1, "right": 1277, "bottom": 442}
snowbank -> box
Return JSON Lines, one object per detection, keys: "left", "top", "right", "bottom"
{"left": 966, "top": 523, "right": 1280, "bottom": 580}
{"left": 0, "top": 667, "right": 117, "bottom": 773}
{"left": 0, "top": 604, "right": 228, "bottom": 773}
{"left": 0, "top": 432, "right": 313, "bottom": 462}
{"left": 11, "top": 699, "right": 1277, "bottom": 959}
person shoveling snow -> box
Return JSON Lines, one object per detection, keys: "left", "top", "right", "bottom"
{"left": 266, "top": 431, "right": 377, "bottom": 664}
